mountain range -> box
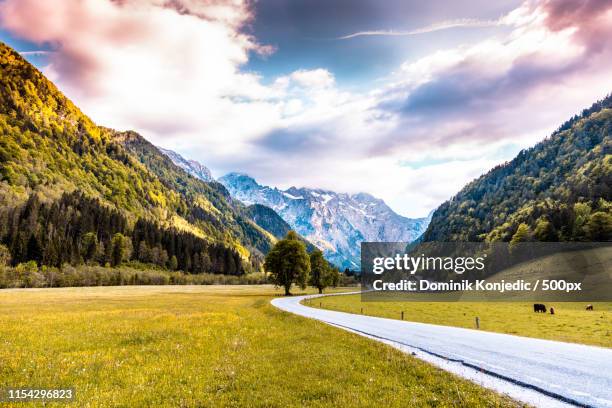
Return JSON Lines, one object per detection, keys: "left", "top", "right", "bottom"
{"left": 157, "top": 148, "right": 431, "bottom": 269}
{"left": 219, "top": 173, "right": 430, "bottom": 269}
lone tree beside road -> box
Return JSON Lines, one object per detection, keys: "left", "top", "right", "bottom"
{"left": 264, "top": 231, "right": 310, "bottom": 295}
{"left": 309, "top": 249, "right": 338, "bottom": 294}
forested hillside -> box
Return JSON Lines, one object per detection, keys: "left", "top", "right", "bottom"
{"left": 0, "top": 41, "right": 273, "bottom": 273}
{"left": 115, "top": 131, "right": 277, "bottom": 256}
{"left": 245, "top": 203, "right": 317, "bottom": 252}
{"left": 423, "top": 95, "right": 612, "bottom": 243}
{"left": 245, "top": 204, "right": 293, "bottom": 239}
{"left": 2, "top": 192, "right": 244, "bottom": 274}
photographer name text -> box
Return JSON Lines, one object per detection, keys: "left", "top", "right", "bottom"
{"left": 372, "top": 279, "right": 583, "bottom": 293}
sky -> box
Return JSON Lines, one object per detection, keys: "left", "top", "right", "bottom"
{"left": 1, "top": 0, "right": 611, "bottom": 217}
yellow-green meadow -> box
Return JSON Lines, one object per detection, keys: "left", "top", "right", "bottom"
{"left": 0, "top": 285, "right": 523, "bottom": 407}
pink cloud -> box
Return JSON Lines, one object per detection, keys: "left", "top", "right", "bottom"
{"left": 541, "top": 0, "right": 612, "bottom": 57}
{"left": 542, "top": 0, "right": 611, "bottom": 32}
{"left": 0, "top": 0, "right": 266, "bottom": 97}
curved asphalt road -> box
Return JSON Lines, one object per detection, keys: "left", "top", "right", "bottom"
{"left": 272, "top": 293, "right": 612, "bottom": 408}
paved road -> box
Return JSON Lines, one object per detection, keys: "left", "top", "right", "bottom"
{"left": 272, "top": 293, "right": 612, "bottom": 408}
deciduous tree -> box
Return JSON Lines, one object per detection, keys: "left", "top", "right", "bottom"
{"left": 510, "top": 223, "right": 531, "bottom": 250}
{"left": 585, "top": 212, "right": 612, "bottom": 241}
{"left": 264, "top": 231, "right": 310, "bottom": 295}
{"left": 309, "top": 249, "right": 332, "bottom": 294}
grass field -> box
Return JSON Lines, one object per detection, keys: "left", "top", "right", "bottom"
{"left": 306, "top": 295, "right": 611, "bottom": 348}
{"left": 0, "top": 285, "right": 522, "bottom": 407}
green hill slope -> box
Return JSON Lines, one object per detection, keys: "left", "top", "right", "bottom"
{"left": 0, "top": 41, "right": 274, "bottom": 272}
{"left": 423, "top": 95, "right": 612, "bottom": 243}
{"left": 245, "top": 203, "right": 317, "bottom": 251}
{"left": 245, "top": 204, "right": 292, "bottom": 239}
{"left": 114, "top": 131, "right": 278, "bottom": 255}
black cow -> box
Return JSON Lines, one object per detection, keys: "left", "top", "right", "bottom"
{"left": 586, "top": 304, "right": 594, "bottom": 311}
{"left": 533, "top": 303, "right": 547, "bottom": 313}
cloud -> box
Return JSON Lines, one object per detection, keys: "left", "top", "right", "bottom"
{"left": 336, "top": 18, "right": 504, "bottom": 40}
{"left": 288, "top": 68, "right": 335, "bottom": 89}
{"left": 1, "top": 0, "right": 611, "bottom": 218}
{"left": 370, "top": 0, "right": 612, "bottom": 156}
{"left": 275, "top": 0, "right": 612, "bottom": 216}
{"left": 0, "top": 0, "right": 274, "bottom": 138}
{"left": 18, "top": 50, "right": 53, "bottom": 56}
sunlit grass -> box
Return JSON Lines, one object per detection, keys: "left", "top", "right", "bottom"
{"left": 306, "top": 295, "right": 611, "bottom": 348}
{"left": 0, "top": 285, "right": 522, "bottom": 407}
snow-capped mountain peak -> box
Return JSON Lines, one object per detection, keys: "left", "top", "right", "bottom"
{"left": 219, "top": 173, "right": 431, "bottom": 270}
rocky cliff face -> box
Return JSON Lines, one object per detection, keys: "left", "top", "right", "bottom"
{"left": 219, "top": 173, "right": 431, "bottom": 269}
{"left": 158, "top": 147, "right": 214, "bottom": 182}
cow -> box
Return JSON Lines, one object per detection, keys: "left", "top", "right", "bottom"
{"left": 586, "top": 304, "right": 594, "bottom": 311}
{"left": 550, "top": 307, "right": 555, "bottom": 315}
{"left": 533, "top": 303, "right": 547, "bottom": 313}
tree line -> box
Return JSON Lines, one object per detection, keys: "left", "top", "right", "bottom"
{"left": 0, "top": 261, "right": 270, "bottom": 289}
{"left": 0, "top": 191, "right": 246, "bottom": 274}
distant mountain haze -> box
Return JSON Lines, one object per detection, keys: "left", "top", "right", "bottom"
{"left": 155, "top": 147, "right": 318, "bottom": 253}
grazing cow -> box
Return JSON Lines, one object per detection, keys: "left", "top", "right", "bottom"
{"left": 550, "top": 307, "right": 555, "bottom": 315}
{"left": 533, "top": 303, "right": 547, "bottom": 313}
{"left": 586, "top": 304, "right": 594, "bottom": 311}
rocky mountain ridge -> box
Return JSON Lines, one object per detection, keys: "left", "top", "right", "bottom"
{"left": 219, "top": 173, "right": 430, "bottom": 269}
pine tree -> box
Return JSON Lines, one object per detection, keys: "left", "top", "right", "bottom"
{"left": 26, "top": 235, "right": 42, "bottom": 265}
{"left": 80, "top": 232, "right": 99, "bottom": 263}
{"left": 138, "top": 241, "right": 151, "bottom": 263}
{"left": 0, "top": 244, "right": 10, "bottom": 266}
{"left": 111, "top": 233, "right": 126, "bottom": 267}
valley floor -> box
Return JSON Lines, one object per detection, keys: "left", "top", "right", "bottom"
{"left": 0, "top": 285, "right": 521, "bottom": 407}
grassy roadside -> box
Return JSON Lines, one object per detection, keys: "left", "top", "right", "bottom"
{"left": 305, "top": 294, "right": 611, "bottom": 348}
{"left": 0, "top": 285, "right": 523, "bottom": 407}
